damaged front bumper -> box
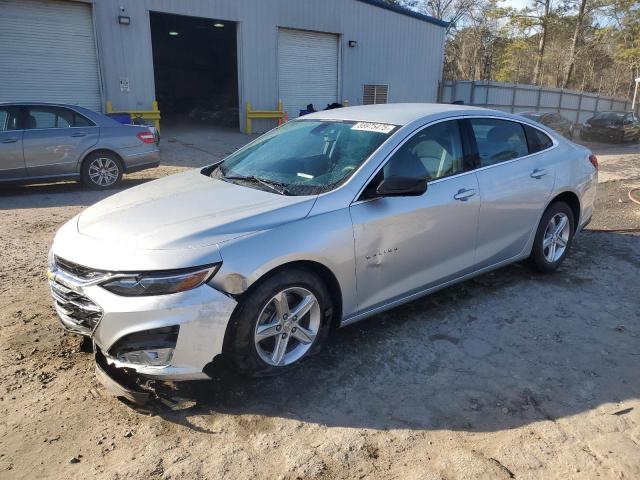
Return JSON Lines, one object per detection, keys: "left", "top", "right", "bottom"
{"left": 95, "top": 348, "right": 152, "bottom": 404}
{"left": 48, "top": 260, "right": 238, "bottom": 390}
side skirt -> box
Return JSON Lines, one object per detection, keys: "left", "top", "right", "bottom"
{"left": 340, "top": 253, "right": 529, "bottom": 328}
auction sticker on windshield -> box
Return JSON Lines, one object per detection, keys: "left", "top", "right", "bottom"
{"left": 351, "top": 122, "right": 396, "bottom": 134}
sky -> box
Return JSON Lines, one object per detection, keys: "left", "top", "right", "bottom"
{"left": 500, "top": 0, "right": 530, "bottom": 9}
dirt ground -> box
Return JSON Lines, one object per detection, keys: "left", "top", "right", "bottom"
{"left": 0, "top": 127, "right": 639, "bottom": 480}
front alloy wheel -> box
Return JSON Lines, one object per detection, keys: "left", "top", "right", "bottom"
{"left": 224, "top": 268, "right": 332, "bottom": 376}
{"left": 254, "top": 287, "right": 321, "bottom": 366}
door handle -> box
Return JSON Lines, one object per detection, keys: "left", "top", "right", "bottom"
{"left": 1, "top": 138, "right": 18, "bottom": 144}
{"left": 530, "top": 168, "right": 548, "bottom": 179}
{"left": 454, "top": 188, "right": 476, "bottom": 201}
{"left": 71, "top": 132, "right": 87, "bottom": 137}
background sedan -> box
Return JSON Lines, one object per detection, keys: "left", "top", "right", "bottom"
{"left": 580, "top": 111, "right": 640, "bottom": 143}
{"left": 518, "top": 111, "right": 574, "bottom": 139}
{"left": 0, "top": 102, "right": 159, "bottom": 189}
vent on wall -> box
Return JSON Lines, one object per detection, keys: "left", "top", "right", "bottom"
{"left": 363, "top": 84, "right": 389, "bottom": 105}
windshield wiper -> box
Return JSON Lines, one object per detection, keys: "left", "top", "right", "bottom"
{"left": 223, "top": 174, "right": 289, "bottom": 195}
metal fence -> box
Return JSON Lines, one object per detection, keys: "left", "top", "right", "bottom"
{"left": 440, "top": 80, "right": 638, "bottom": 124}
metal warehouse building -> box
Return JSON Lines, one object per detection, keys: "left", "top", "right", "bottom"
{"left": 0, "top": 0, "right": 447, "bottom": 132}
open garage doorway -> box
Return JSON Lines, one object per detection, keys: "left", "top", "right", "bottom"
{"left": 149, "top": 12, "right": 239, "bottom": 129}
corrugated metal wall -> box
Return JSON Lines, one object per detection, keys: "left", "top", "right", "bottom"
{"left": 91, "top": 0, "right": 446, "bottom": 131}
{"left": 0, "top": 0, "right": 102, "bottom": 111}
{"left": 442, "top": 80, "right": 637, "bottom": 124}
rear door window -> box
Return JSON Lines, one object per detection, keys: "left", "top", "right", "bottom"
{"left": 469, "top": 118, "right": 529, "bottom": 167}
{"left": 26, "top": 107, "right": 75, "bottom": 129}
{"left": 0, "top": 107, "right": 21, "bottom": 131}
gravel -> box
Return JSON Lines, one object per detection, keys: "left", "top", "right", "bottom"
{"left": 0, "top": 129, "right": 638, "bottom": 479}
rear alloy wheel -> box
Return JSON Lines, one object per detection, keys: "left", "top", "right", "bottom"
{"left": 530, "top": 201, "right": 574, "bottom": 273}
{"left": 82, "top": 152, "right": 123, "bottom": 189}
{"left": 224, "top": 268, "right": 332, "bottom": 376}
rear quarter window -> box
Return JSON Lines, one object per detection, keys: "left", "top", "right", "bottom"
{"left": 469, "top": 118, "right": 529, "bottom": 167}
{"left": 524, "top": 124, "right": 554, "bottom": 153}
{"left": 73, "top": 112, "right": 95, "bottom": 127}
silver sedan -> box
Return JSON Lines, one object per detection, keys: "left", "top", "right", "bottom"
{"left": 47, "top": 103, "right": 597, "bottom": 402}
{"left": 0, "top": 102, "right": 159, "bottom": 189}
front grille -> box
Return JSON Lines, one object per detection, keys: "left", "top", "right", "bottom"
{"left": 54, "top": 255, "right": 105, "bottom": 280}
{"left": 50, "top": 257, "right": 104, "bottom": 335}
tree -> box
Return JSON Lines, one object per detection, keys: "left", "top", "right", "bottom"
{"left": 532, "top": 0, "right": 553, "bottom": 84}
{"left": 443, "top": 1, "right": 506, "bottom": 79}
{"left": 562, "top": 0, "right": 611, "bottom": 88}
{"left": 416, "top": 0, "right": 478, "bottom": 32}
{"left": 388, "top": 0, "right": 483, "bottom": 33}
{"left": 608, "top": 0, "right": 640, "bottom": 92}
{"left": 439, "top": 0, "right": 638, "bottom": 99}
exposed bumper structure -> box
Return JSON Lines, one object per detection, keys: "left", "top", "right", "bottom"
{"left": 94, "top": 350, "right": 152, "bottom": 405}
{"left": 48, "top": 256, "right": 237, "bottom": 382}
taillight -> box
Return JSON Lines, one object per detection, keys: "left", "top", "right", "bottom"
{"left": 588, "top": 154, "right": 598, "bottom": 171}
{"left": 136, "top": 131, "right": 156, "bottom": 144}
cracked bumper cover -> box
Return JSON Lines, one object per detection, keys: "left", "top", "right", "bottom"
{"left": 92, "top": 282, "right": 237, "bottom": 380}
{"left": 50, "top": 271, "right": 238, "bottom": 381}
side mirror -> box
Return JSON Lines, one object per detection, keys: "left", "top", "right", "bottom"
{"left": 376, "top": 176, "right": 427, "bottom": 197}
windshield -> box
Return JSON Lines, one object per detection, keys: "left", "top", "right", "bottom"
{"left": 213, "top": 120, "right": 397, "bottom": 195}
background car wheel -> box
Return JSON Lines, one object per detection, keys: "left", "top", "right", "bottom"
{"left": 530, "top": 201, "right": 575, "bottom": 273}
{"left": 81, "top": 152, "right": 123, "bottom": 190}
{"left": 224, "top": 268, "right": 333, "bottom": 377}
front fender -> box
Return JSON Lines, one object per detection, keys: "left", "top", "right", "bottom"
{"left": 210, "top": 208, "right": 357, "bottom": 318}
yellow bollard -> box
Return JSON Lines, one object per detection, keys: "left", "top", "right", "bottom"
{"left": 104, "top": 100, "right": 161, "bottom": 133}
{"left": 246, "top": 101, "right": 252, "bottom": 135}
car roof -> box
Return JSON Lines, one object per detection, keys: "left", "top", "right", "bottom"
{"left": 301, "top": 103, "right": 518, "bottom": 126}
{"left": 0, "top": 101, "right": 120, "bottom": 126}
{"left": 1, "top": 101, "right": 85, "bottom": 107}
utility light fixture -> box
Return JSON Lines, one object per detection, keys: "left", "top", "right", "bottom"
{"left": 118, "top": 15, "right": 131, "bottom": 25}
{"left": 168, "top": 31, "right": 179, "bottom": 36}
{"left": 213, "top": 22, "right": 225, "bottom": 28}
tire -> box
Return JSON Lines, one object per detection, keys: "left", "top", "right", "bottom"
{"left": 224, "top": 268, "right": 333, "bottom": 377}
{"left": 81, "top": 152, "right": 123, "bottom": 190}
{"left": 530, "top": 201, "right": 575, "bottom": 274}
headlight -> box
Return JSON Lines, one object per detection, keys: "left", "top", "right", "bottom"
{"left": 101, "top": 264, "right": 220, "bottom": 296}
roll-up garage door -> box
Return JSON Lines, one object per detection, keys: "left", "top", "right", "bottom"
{"left": 0, "top": 0, "right": 102, "bottom": 112}
{"left": 278, "top": 28, "right": 339, "bottom": 119}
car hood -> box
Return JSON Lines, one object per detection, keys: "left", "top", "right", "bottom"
{"left": 77, "top": 169, "right": 317, "bottom": 250}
